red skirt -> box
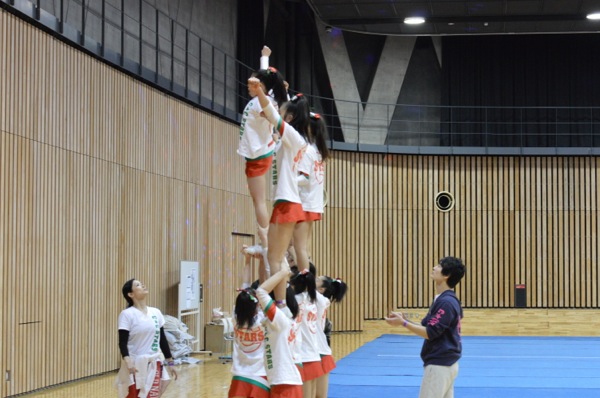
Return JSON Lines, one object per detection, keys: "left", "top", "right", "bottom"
{"left": 303, "top": 211, "right": 322, "bottom": 221}
{"left": 228, "top": 376, "right": 270, "bottom": 398}
{"left": 270, "top": 384, "right": 303, "bottom": 398}
{"left": 320, "top": 354, "right": 336, "bottom": 374}
{"left": 270, "top": 202, "right": 306, "bottom": 224}
{"left": 245, "top": 155, "right": 273, "bottom": 178}
{"left": 302, "top": 360, "right": 325, "bottom": 381}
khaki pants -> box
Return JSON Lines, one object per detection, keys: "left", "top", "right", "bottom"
{"left": 419, "top": 362, "right": 459, "bottom": 398}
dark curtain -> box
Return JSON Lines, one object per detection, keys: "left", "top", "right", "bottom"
{"left": 441, "top": 34, "right": 600, "bottom": 147}
{"left": 236, "top": 0, "right": 265, "bottom": 112}
{"left": 237, "top": 0, "right": 341, "bottom": 142}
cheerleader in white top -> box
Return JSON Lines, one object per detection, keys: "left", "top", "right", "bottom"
{"left": 228, "top": 247, "right": 269, "bottom": 398}
{"left": 314, "top": 275, "right": 348, "bottom": 398}
{"left": 238, "top": 46, "right": 288, "bottom": 251}
{"left": 247, "top": 77, "right": 310, "bottom": 307}
{"left": 293, "top": 112, "right": 330, "bottom": 273}
{"left": 290, "top": 269, "right": 324, "bottom": 398}
{"left": 255, "top": 263, "right": 303, "bottom": 398}
{"left": 116, "top": 279, "right": 177, "bottom": 398}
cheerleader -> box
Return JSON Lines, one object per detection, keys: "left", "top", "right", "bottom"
{"left": 116, "top": 280, "right": 177, "bottom": 398}
{"left": 247, "top": 77, "right": 310, "bottom": 306}
{"left": 238, "top": 48, "right": 288, "bottom": 251}
{"left": 293, "top": 112, "right": 330, "bottom": 272}
{"left": 228, "top": 247, "right": 269, "bottom": 398}
{"left": 290, "top": 269, "right": 324, "bottom": 398}
{"left": 255, "top": 263, "right": 303, "bottom": 398}
{"left": 314, "top": 275, "right": 348, "bottom": 398}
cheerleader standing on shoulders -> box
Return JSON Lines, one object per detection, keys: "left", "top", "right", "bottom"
{"left": 293, "top": 112, "right": 330, "bottom": 272}
{"left": 247, "top": 77, "right": 310, "bottom": 307}
{"left": 238, "top": 46, "right": 288, "bottom": 252}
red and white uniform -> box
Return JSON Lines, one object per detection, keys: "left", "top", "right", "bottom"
{"left": 256, "top": 288, "right": 302, "bottom": 386}
{"left": 262, "top": 102, "right": 307, "bottom": 203}
{"left": 238, "top": 96, "right": 277, "bottom": 160}
{"left": 297, "top": 143, "right": 325, "bottom": 213}
{"left": 231, "top": 312, "right": 267, "bottom": 379}
{"left": 115, "top": 307, "right": 171, "bottom": 398}
{"left": 295, "top": 292, "right": 321, "bottom": 363}
{"left": 315, "top": 292, "right": 332, "bottom": 356}
{"left": 290, "top": 311, "right": 303, "bottom": 365}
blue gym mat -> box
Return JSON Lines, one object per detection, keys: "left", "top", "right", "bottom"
{"left": 328, "top": 334, "right": 600, "bottom": 398}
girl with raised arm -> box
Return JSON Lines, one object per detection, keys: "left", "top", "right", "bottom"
{"left": 247, "top": 77, "right": 310, "bottom": 307}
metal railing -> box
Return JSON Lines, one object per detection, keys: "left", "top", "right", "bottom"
{"left": 3, "top": 0, "right": 600, "bottom": 156}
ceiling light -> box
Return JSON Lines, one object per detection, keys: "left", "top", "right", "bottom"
{"left": 404, "top": 17, "right": 425, "bottom": 25}
{"left": 587, "top": 12, "right": 600, "bottom": 20}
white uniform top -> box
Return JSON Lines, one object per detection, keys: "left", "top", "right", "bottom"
{"left": 297, "top": 143, "right": 325, "bottom": 213}
{"left": 256, "top": 288, "right": 302, "bottom": 386}
{"left": 315, "top": 292, "right": 332, "bottom": 356}
{"left": 117, "top": 306, "right": 165, "bottom": 357}
{"left": 238, "top": 96, "right": 277, "bottom": 160}
{"left": 262, "top": 102, "right": 308, "bottom": 204}
{"left": 231, "top": 312, "right": 267, "bottom": 377}
{"left": 290, "top": 311, "right": 303, "bottom": 364}
{"left": 295, "top": 292, "right": 321, "bottom": 363}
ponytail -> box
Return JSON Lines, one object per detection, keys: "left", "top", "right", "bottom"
{"left": 309, "top": 112, "right": 330, "bottom": 161}
{"left": 253, "top": 67, "right": 288, "bottom": 107}
{"left": 290, "top": 269, "right": 317, "bottom": 303}
{"left": 321, "top": 277, "right": 347, "bottom": 303}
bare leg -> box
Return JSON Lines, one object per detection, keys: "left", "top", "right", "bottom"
{"left": 315, "top": 373, "right": 330, "bottom": 398}
{"left": 266, "top": 222, "right": 296, "bottom": 301}
{"left": 303, "top": 378, "right": 317, "bottom": 398}
{"left": 293, "top": 221, "right": 312, "bottom": 271}
{"left": 258, "top": 255, "right": 269, "bottom": 283}
{"left": 247, "top": 175, "right": 269, "bottom": 247}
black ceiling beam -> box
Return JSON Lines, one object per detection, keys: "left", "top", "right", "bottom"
{"left": 326, "top": 14, "right": 588, "bottom": 26}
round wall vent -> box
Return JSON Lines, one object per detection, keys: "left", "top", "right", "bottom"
{"left": 435, "top": 191, "right": 455, "bottom": 212}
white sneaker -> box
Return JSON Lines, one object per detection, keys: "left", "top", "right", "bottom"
{"left": 245, "top": 245, "right": 263, "bottom": 255}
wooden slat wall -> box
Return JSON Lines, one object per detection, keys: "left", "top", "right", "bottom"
{"left": 313, "top": 152, "right": 599, "bottom": 331}
{"left": 0, "top": 10, "right": 256, "bottom": 397}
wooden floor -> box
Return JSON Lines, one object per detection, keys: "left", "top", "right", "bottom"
{"left": 16, "top": 309, "right": 600, "bottom": 398}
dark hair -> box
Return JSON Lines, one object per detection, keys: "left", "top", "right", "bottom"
{"left": 282, "top": 94, "right": 310, "bottom": 141}
{"left": 122, "top": 279, "right": 135, "bottom": 307}
{"left": 290, "top": 270, "right": 317, "bottom": 303}
{"left": 285, "top": 286, "right": 299, "bottom": 319}
{"left": 234, "top": 288, "right": 259, "bottom": 329}
{"left": 252, "top": 67, "right": 288, "bottom": 107}
{"left": 440, "top": 256, "right": 466, "bottom": 288}
{"left": 292, "top": 263, "right": 316, "bottom": 278}
{"left": 290, "top": 265, "right": 299, "bottom": 275}
{"left": 320, "top": 276, "right": 348, "bottom": 303}
{"left": 309, "top": 113, "right": 330, "bottom": 161}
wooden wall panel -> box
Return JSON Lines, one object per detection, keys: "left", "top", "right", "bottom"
{"left": 313, "top": 154, "right": 600, "bottom": 325}
{"left": 0, "top": 9, "right": 258, "bottom": 396}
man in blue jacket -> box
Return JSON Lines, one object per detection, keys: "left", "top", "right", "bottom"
{"left": 385, "top": 256, "right": 466, "bottom": 398}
